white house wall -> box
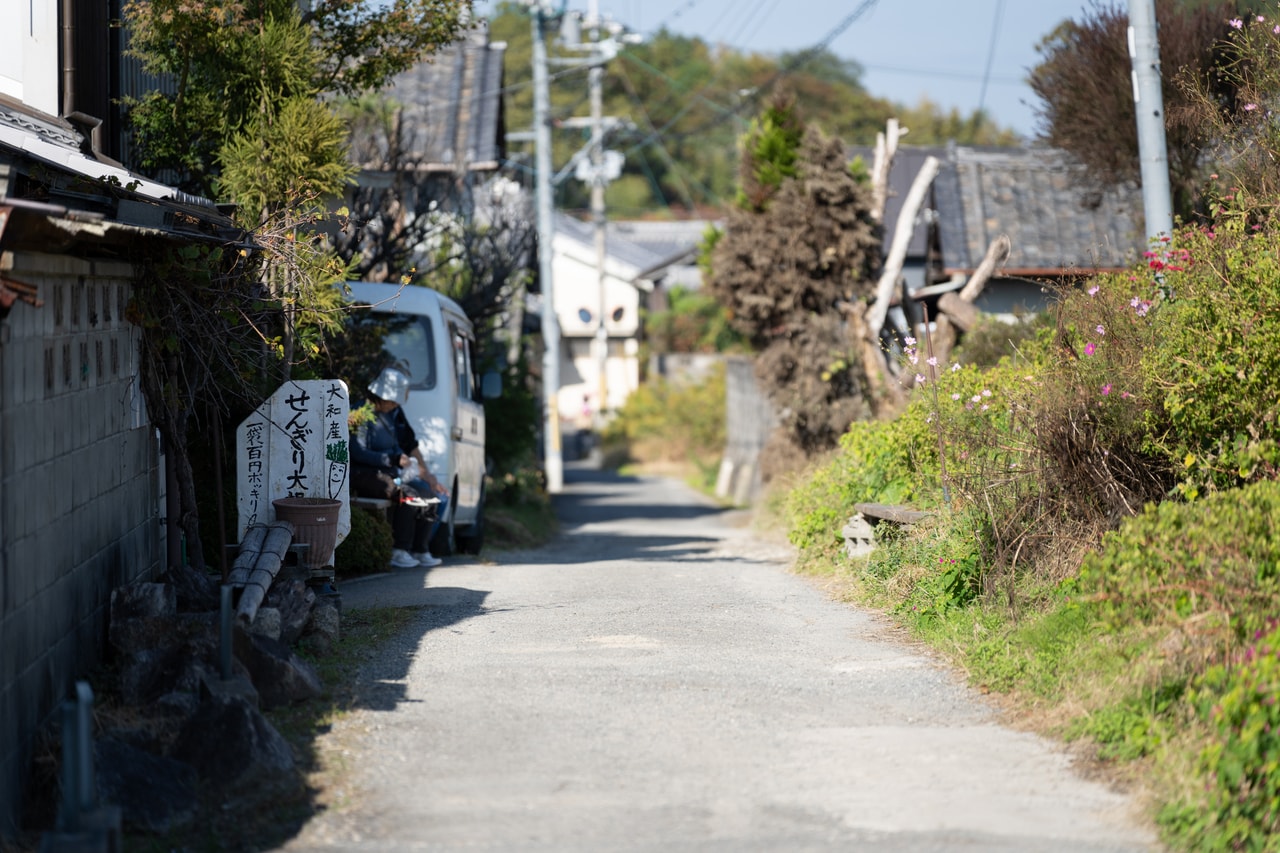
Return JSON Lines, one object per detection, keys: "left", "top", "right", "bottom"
{"left": 0, "top": 253, "right": 163, "bottom": 836}
{"left": 550, "top": 235, "right": 643, "bottom": 339}
{"left": 0, "top": 0, "right": 59, "bottom": 113}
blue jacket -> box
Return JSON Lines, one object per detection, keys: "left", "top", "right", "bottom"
{"left": 351, "top": 406, "right": 416, "bottom": 474}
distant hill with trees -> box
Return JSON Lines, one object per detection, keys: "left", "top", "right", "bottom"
{"left": 488, "top": 2, "right": 1017, "bottom": 218}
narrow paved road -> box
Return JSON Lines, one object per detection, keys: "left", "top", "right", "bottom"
{"left": 281, "top": 468, "right": 1160, "bottom": 852}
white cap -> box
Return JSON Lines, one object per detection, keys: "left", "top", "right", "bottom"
{"left": 368, "top": 367, "right": 410, "bottom": 406}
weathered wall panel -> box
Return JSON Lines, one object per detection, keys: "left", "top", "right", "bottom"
{"left": 0, "top": 252, "right": 163, "bottom": 836}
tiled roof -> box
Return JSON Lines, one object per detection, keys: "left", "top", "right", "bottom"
{"left": 382, "top": 26, "right": 505, "bottom": 172}
{"left": 852, "top": 143, "right": 1145, "bottom": 275}
{"left": 555, "top": 212, "right": 665, "bottom": 275}
{"left": 934, "top": 145, "right": 1144, "bottom": 273}
{"left": 606, "top": 219, "right": 715, "bottom": 268}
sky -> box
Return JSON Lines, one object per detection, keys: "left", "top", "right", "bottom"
{"left": 480, "top": 0, "right": 1098, "bottom": 139}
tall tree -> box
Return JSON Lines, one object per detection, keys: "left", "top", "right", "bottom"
{"left": 706, "top": 97, "right": 881, "bottom": 460}
{"left": 120, "top": 0, "right": 469, "bottom": 569}
{"left": 1028, "top": 0, "right": 1238, "bottom": 219}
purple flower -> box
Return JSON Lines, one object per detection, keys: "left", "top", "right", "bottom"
{"left": 1102, "top": 383, "right": 1112, "bottom": 396}
{"left": 1085, "top": 342, "right": 1096, "bottom": 356}
{"left": 951, "top": 362, "right": 961, "bottom": 372}
{"left": 926, "top": 356, "right": 938, "bottom": 367}
{"left": 1096, "top": 325, "right": 1106, "bottom": 335}
{"left": 915, "top": 373, "right": 926, "bottom": 384}
{"left": 904, "top": 336, "right": 917, "bottom": 347}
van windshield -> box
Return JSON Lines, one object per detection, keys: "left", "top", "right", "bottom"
{"left": 336, "top": 310, "right": 437, "bottom": 394}
{"left": 372, "top": 313, "right": 437, "bottom": 391}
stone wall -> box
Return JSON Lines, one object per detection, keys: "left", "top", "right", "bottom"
{"left": 0, "top": 252, "right": 164, "bottom": 836}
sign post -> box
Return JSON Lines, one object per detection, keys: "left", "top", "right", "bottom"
{"left": 235, "top": 379, "right": 352, "bottom": 546}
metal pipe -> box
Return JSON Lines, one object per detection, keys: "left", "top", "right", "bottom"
{"left": 533, "top": 5, "right": 563, "bottom": 493}
{"left": 220, "top": 585, "right": 233, "bottom": 680}
{"left": 1128, "top": 0, "right": 1174, "bottom": 241}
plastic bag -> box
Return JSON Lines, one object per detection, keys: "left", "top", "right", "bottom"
{"left": 400, "top": 457, "right": 421, "bottom": 482}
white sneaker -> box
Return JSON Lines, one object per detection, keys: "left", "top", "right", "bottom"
{"left": 389, "top": 548, "right": 419, "bottom": 569}
{"left": 412, "top": 551, "right": 442, "bottom": 568}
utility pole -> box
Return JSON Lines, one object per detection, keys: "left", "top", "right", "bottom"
{"left": 588, "top": 0, "right": 608, "bottom": 436}
{"left": 1128, "top": 0, "right": 1173, "bottom": 242}
{"left": 530, "top": 3, "right": 563, "bottom": 493}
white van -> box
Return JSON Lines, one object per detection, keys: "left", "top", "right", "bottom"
{"left": 341, "top": 281, "right": 499, "bottom": 555}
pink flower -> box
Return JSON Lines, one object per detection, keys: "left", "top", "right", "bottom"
{"left": 915, "top": 373, "right": 926, "bottom": 384}
{"left": 1096, "top": 325, "right": 1106, "bottom": 335}
{"left": 1273, "top": 24, "right": 1279, "bottom": 33}
{"left": 980, "top": 404, "right": 990, "bottom": 412}
{"left": 1088, "top": 285, "right": 1100, "bottom": 296}
{"left": 951, "top": 363, "right": 961, "bottom": 372}
{"left": 1121, "top": 391, "right": 1132, "bottom": 399}
{"left": 1230, "top": 17, "right": 1243, "bottom": 28}
{"left": 982, "top": 389, "right": 992, "bottom": 397}
{"left": 951, "top": 393, "right": 961, "bottom": 401}
{"left": 1085, "top": 342, "right": 1096, "bottom": 356}
{"left": 1245, "top": 103, "right": 1259, "bottom": 112}
{"left": 926, "top": 356, "right": 938, "bottom": 367}
{"left": 1101, "top": 383, "right": 1112, "bottom": 396}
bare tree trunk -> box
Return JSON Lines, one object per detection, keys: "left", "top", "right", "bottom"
{"left": 959, "top": 233, "right": 1011, "bottom": 303}
{"left": 870, "top": 118, "right": 906, "bottom": 225}
{"left": 866, "top": 155, "right": 940, "bottom": 343}
{"left": 840, "top": 300, "right": 903, "bottom": 415}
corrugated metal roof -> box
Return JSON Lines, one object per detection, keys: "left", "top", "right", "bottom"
{"left": 383, "top": 26, "right": 506, "bottom": 172}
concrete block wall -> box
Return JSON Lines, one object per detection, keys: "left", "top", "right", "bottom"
{"left": 0, "top": 251, "right": 163, "bottom": 837}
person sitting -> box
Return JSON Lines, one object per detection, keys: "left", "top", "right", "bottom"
{"left": 349, "top": 367, "right": 451, "bottom": 569}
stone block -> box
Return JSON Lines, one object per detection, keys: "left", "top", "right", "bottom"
{"left": 95, "top": 737, "right": 198, "bottom": 835}
{"left": 232, "top": 628, "right": 322, "bottom": 710}
{"left": 171, "top": 693, "right": 294, "bottom": 790}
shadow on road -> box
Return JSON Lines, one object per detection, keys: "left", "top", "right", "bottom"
{"left": 265, "top": 465, "right": 746, "bottom": 848}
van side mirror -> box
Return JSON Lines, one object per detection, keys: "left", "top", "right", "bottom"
{"left": 481, "top": 370, "right": 502, "bottom": 400}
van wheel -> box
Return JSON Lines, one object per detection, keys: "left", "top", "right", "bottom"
{"left": 457, "top": 488, "right": 485, "bottom": 555}
{"left": 430, "top": 485, "right": 457, "bottom": 557}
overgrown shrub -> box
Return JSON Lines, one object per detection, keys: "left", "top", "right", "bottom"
{"left": 1081, "top": 480, "right": 1280, "bottom": 649}
{"left": 334, "top": 504, "right": 393, "bottom": 576}
{"left": 1031, "top": 271, "right": 1174, "bottom": 521}
{"left": 1137, "top": 225, "right": 1280, "bottom": 497}
{"left": 1172, "top": 620, "right": 1280, "bottom": 852}
{"left": 603, "top": 364, "right": 726, "bottom": 475}
{"left": 952, "top": 310, "right": 1047, "bottom": 369}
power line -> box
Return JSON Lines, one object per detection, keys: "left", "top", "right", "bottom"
{"left": 978, "top": 0, "right": 1006, "bottom": 115}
